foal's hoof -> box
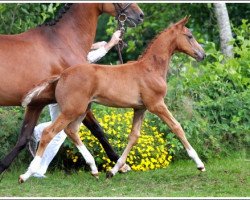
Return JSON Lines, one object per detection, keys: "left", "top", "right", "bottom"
{"left": 119, "top": 164, "right": 131, "bottom": 173}
{"left": 18, "top": 176, "right": 24, "bottom": 184}
{"left": 106, "top": 171, "right": 114, "bottom": 179}
{"left": 91, "top": 172, "right": 99, "bottom": 180}
{"left": 197, "top": 166, "right": 206, "bottom": 172}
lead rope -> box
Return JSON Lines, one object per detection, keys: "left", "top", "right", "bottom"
{"left": 116, "top": 14, "right": 127, "bottom": 64}
{"left": 113, "top": 3, "right": 131, "bottom": 64}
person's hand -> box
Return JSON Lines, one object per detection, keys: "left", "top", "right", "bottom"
{"left": 103, "top": 30, "right": 122, "bottom": 52}
{"left": 109, "top": 30, "right": 122, "bottom": 46}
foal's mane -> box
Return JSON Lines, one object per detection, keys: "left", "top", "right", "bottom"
{"left": 39, "top": 3, "right": 73, "bottom": 27}
{"left": 138, "top": 24, "right": 173, "bottom": 61}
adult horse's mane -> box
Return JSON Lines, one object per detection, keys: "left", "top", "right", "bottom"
{"left": 39, "top": 3, "right": 73, "bottom": 27}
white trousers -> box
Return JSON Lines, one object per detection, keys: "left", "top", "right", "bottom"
{"left": 33, "top": 104, "right": 67, "bottom": 176}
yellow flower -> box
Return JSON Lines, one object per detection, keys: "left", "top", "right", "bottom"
{"left": 152, "top": 127, "right": 157, "bottom": 131}
{"left": 67, "top": 107, "right": 173, "bottom": 172}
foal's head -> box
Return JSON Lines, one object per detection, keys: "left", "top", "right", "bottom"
{"left": 101, "top": 3, "right": 144, "bottom": 27}
{"left": 173, "top": 16, "right": 205, "bottom": 61}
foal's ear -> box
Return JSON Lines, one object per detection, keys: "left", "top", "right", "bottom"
{"left": 177, "top": 16, "right": 190, "bottom": 27}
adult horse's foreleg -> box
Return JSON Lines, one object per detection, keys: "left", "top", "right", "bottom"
{"left": 107, "top": 109, "right": 146, "bottom": 178}
{"left": 148, "top": 101, "right": 205, "bottom": 171}
{"left": 0, "top": 105, "right": 44, "bottom": 174}
{"left": 82, "top": 110, "right": 120, "bottom": 162}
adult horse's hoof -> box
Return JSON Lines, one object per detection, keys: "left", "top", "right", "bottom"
{"left": 18, "top": 176, "right": 25, "bottom": 184}
{"left": 106, "top": 171, "right": 114, "bottom": 179}
{"left": 197, "top": 167, "right": 206, "bottom": 172}
{"left": 91, "top": 172, "right": 99, "bottom": 180}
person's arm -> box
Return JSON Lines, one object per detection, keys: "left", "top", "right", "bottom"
{"left": 87, "top": 30, "right": 122, "bottom": 63}
{"left": 90, "top": 41, "right": 107, "bottom": 50}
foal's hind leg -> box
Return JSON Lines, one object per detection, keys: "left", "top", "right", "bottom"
{"left": 64, "top": 114, "right": 99, "bottom": 178}
{"left": 83, "top": 111, "right": 130, "bottom": 173}
{"left": 19, "top": 113, "right": 72, "bottom": 183}
{"left": 107, "top": 109, "right": 146, "bottom": 178}
{"left": 83, "top": 111, "right": 120, "bottom": 162}
{"left": 0, "top": 105, "right": 44, "bottom": 175}
{"left": 148, "top": 101, "right": 205, "bottom": 171}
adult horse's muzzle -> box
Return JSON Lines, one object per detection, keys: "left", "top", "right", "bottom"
{"left": 126, "top": 12, "right": 144, "bottom": 27}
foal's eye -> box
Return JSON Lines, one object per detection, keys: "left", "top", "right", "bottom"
{"left": 187, "top": 35, "right": 193, "bottom": 39}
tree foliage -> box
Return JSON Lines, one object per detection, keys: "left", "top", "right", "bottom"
{"left": 98, "top": 3, "right": 249, "bottom": 64}
{"left": 0, "top": 3, "right": 60, "bottom": 34}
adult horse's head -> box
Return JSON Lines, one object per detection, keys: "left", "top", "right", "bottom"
{"left": 101, "top": 3, "right": 144, "bottom": 27}
{"left": 173, "top": 16, "right": 205, "bottom": 61}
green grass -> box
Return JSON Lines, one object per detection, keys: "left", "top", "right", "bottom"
{"left": 0, "top": 153, "right": 249, "bottom": 197}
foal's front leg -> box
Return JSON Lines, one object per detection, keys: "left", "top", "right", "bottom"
{"left": 107, "top": 109, "right": 146, "bottom": 178}
{"left": 148, "top": 101, "right": 205, "bottom": 171}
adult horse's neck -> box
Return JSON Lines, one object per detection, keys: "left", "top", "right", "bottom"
{"left": 139, "top": 27, "right": 177, "bottom": 78}
{"left": 39, "top": 4, "right": 101, "bottom": 60}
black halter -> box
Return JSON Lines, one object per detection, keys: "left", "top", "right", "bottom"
{"left": 113, "top": 3, "right": 132, "bottom": 21}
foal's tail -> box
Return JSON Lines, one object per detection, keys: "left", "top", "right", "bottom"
{"left": 22, "top": 76, "right": 60, "bottom": 107}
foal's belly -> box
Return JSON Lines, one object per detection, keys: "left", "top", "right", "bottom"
{"left": 92, "top": 75, "right": 144, "bottom": 109}
{"left": 92, "top": 92, "right": 144, "bottom": 109}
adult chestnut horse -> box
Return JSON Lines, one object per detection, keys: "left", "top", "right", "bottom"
{"left": 0, "top": 3, "right": 144, "bottom": 175}
{"left": 20, "top": 16, "right": 205, "bottom": 182}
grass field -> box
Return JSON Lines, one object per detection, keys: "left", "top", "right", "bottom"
{"left": 0, "top": 153, "right": 249, "bottom": 198}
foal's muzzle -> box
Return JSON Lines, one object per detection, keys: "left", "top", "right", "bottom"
{"left": 195, "top": 50, "right": 206, "bottom": 62}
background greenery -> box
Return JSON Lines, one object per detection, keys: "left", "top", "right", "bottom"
{"left": 0, "top": 3, "right": 249, "bottom": 172}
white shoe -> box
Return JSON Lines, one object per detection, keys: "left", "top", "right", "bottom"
{"left": 32, "top": 173, "right": 47, "bottom": 178}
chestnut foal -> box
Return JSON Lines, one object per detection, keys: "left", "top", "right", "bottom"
{"left": 20, "top": 16, "right": 205, "bottom": 182}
